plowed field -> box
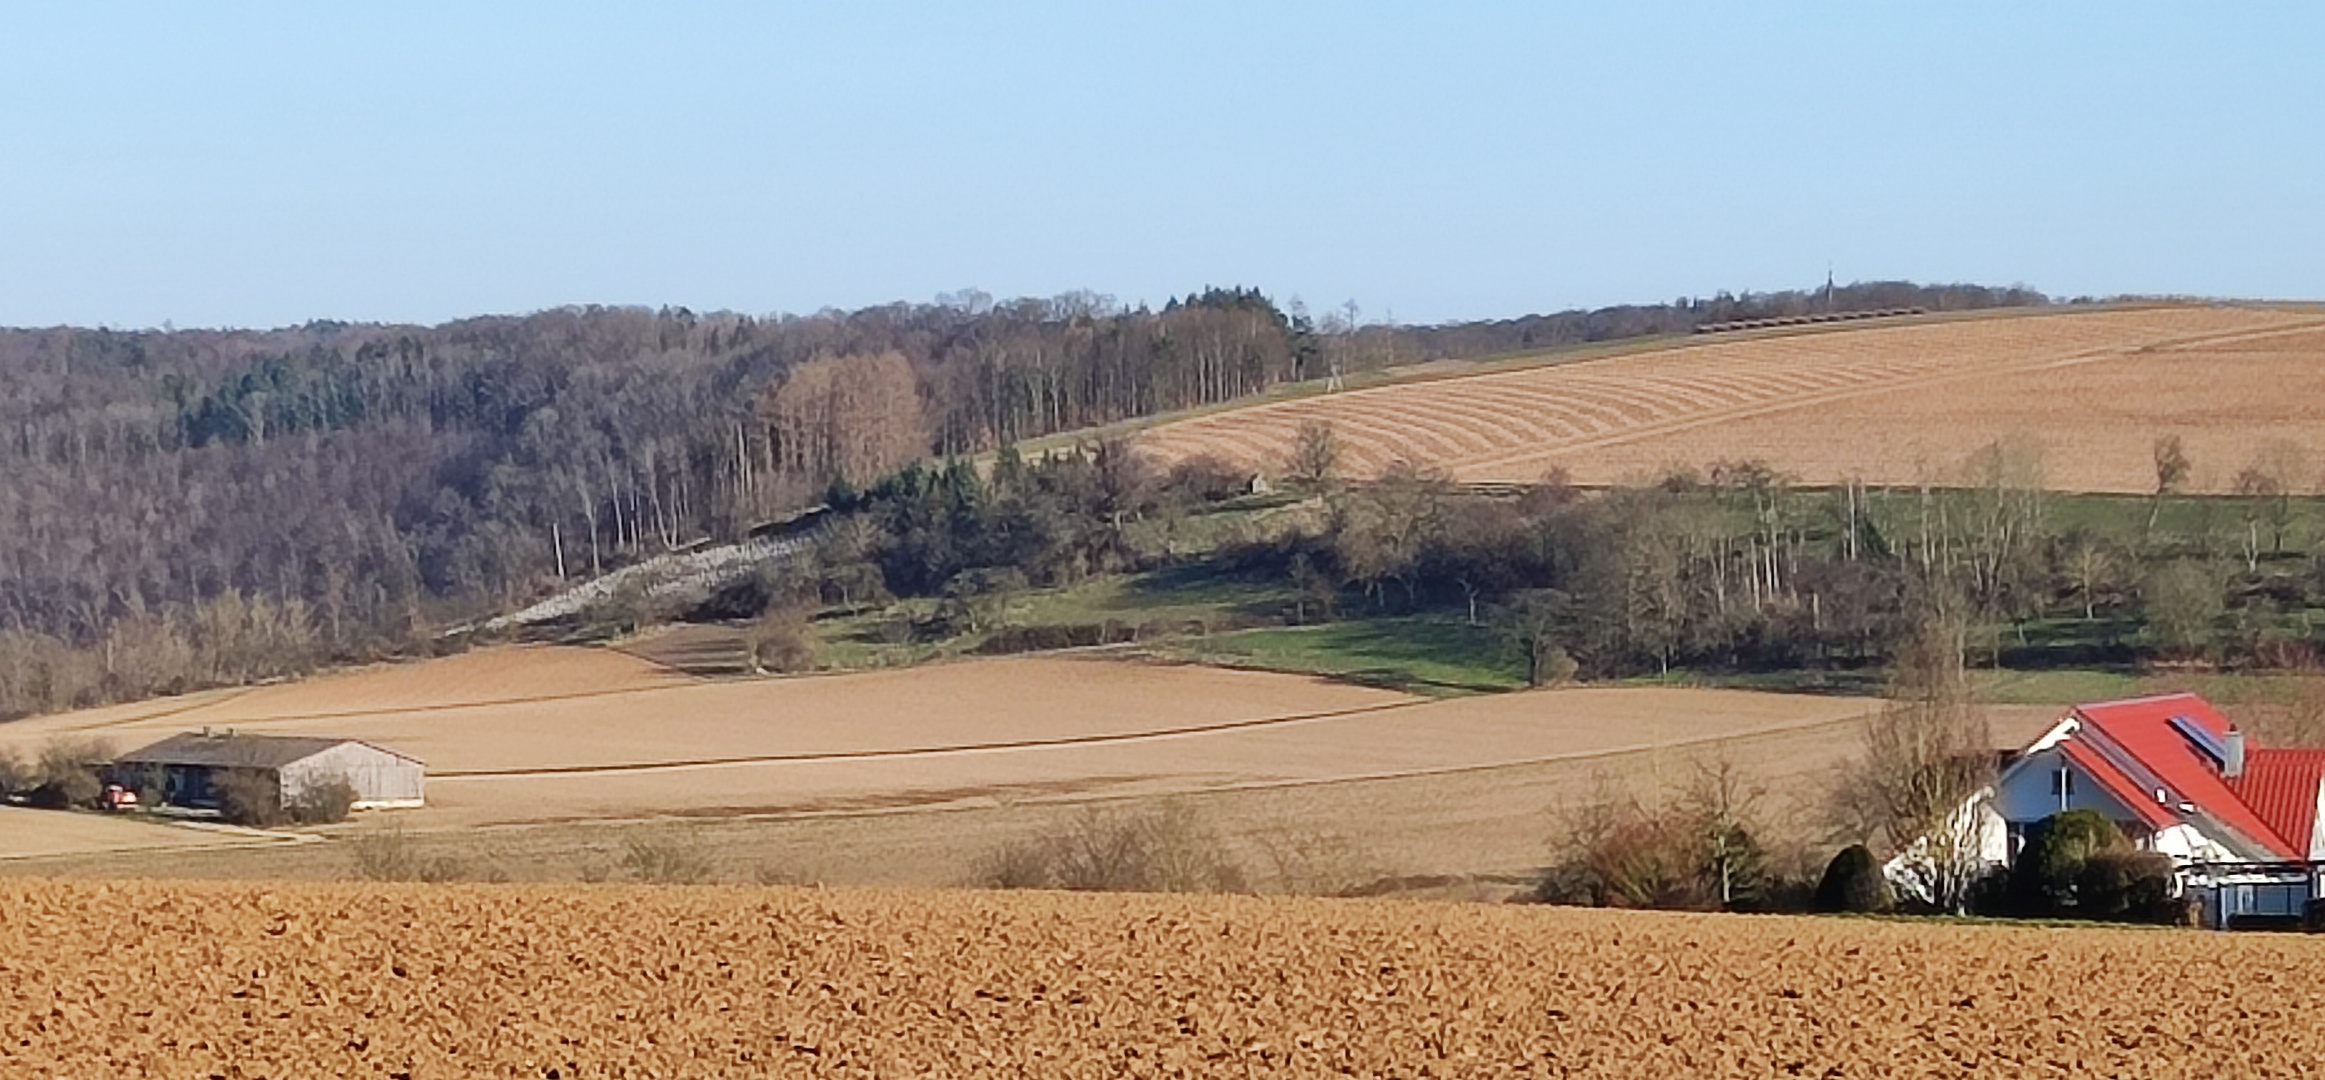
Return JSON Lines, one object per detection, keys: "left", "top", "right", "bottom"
{"left": 1135, "top": 305, "right": 2325, "bottom": 492}
{"left": 7, "top": 879, "right": 2323, "bottom": 1077}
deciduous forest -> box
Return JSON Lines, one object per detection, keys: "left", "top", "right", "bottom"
{"left": 0, "top": 282, "right": 2035, "bottom": 717}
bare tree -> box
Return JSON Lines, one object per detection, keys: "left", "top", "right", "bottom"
{"left": 1495, "top": 589, "right": 1577, "bottom": 687}
{"left": 2061, "top": 529, "right": 2121, "bottom": 622}
{"left": 1838, "top": 598, "right": 1994, "bottom": 911}
{"left": 1285, "top": 419, "right": 1340, "bottom": 489}
{"left": 1681, "top": 756, "right": 1767, "bottom": 910}
{"left": 2142, "top": 559, "right": 2225, "bottom": 659}
{"left": 2147, "top": 434, "right": 2192, "bottom": 542}
{"left": 2235, "top": 439, "right": 2309, "bottom": 560}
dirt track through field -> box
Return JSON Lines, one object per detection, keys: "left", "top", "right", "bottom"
{"left": 1135, "top": 306, "right": 2325, "bottom": 491}
{"left": 8, "top": 880, "right": 2323, "bottom": 1077}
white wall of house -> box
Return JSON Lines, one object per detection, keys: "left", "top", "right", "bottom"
{"left": 1975, "top": 803, "right": 2009, "bottom": 865}
{"left": 280, "top": 743, "right": 425, "bottom": 809}
{"left": 2310, "top": 782, "right": 2325, "bottom": 861}
{"left": 1994, "top": 747, "right": 2147, "bottom": 827}
{"left": 2150, "top": 822, "right": 2241, "bottom": 863}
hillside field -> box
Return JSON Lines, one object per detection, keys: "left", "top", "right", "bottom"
{"left": 0, "top": 645, "right": 2071, "bottom": 885}
{"left": 1134, "top": 305, "right": 2325, "bottom": 492}
{"left": 6, "top": 879, "right": 2322, "bottom": 1077}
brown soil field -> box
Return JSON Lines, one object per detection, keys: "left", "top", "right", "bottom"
{"left": 1134, "top": 305, "right": 2325, "bottom": 492}
{"left": 7, "top": 879, "right": 2323, "bottom": 1077}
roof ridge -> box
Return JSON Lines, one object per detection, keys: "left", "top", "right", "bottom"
{"left": 2076, "top": 691, "right": 2204, "bottom": 709}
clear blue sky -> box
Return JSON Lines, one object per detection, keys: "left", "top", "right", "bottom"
{"left": 3, "top": 3, "right": 2317, "bottom": 329}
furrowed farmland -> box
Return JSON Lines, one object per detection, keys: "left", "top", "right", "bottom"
{"left": 1134, "top": 306, "right": 2325, "bottom": 492}
{"left": 8, "top": 879, "right": 2325, "bottom": 1077}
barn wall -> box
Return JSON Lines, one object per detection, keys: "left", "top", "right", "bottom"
{"left": 283, "top": 743, "right": 425, "bottom": 808}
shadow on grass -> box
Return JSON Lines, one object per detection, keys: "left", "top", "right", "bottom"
{"left": 1186, "top": 617, "right": 1519, "bottom": 696}
{"left": 1121, "top": 563, "right": 1297, "bottom": 622}
{"left": 1615, "top": 669, "right": 1893, "bottom": 698}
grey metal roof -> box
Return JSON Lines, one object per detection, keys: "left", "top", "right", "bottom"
{"left": 114, "top": 732, "right": 417, "bottom": 769}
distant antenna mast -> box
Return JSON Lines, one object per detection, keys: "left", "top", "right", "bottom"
{"left": 1327, "top": 299, "right": 1357, "bottom": 393}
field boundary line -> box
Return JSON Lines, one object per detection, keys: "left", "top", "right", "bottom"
{"left": 426, "top": 698, "right": 1437, "bottom": 779}
{"left": 413, "top": 706, "right": 1883, "bottom": 833}
{"left": 1169, "top": 706, "right": 1880, "bottom": 794}
{"left": 427, "top": 698, "right": 1873, "bottom": 788}
{"left": 48, "top": 651, "right": 1311, "bottom": 733}
{"left": 52, "top": 669, "right": 719, "bottom": 730}
{"left": 48, "top": 687, "right": 261, "bottom": 733}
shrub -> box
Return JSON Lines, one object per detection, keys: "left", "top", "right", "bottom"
{"left": 28, "top": 738, "right": 110, "bottom": 809}
{"left": 218, "top": 769, "right": 288, "bottom": 827}
{"left": 747, "top": 609, "right": 817, "bottom": 674}
{"left": 1245, "top": 826, "right": 1376, "bottom": 897}
{"left": 289, "top": 776, "right": 358, "bottom": 825}
{"left": 1165, "top": 454, "right": 1252, "bottom": 503}
{"left": 0, "top": 749, "right": 33, "bottom": 800}
{"left": 125, "top": 763, "right": 169, "bottom": 808}
{"left": 690, "top": 571, "right": 778, "bottom": 622}
{"left": 1582, "top": 815, "right": 1718, "bottom": 910}
{"left": 1813, "top": 844, "right": 1895, "bottom": 914}
{"left": 1536, "top": 770, "right": 1775, "bottom": 912}
{"left": 621, "top": 827, "right": 719, "bottom": 884}
{"left": 971, "top": 623, "right": 1133, "bottom": 655}
{"left": 970, "top": 802, "right": 1247, "bottom": 894}
{"left": 2076, "top": 849, "right": 2180, "bottom": 924}
{"left": 1965, "top": 864, "right": 2014, "bottom": 917}
{"left": 2008, "top": 809, "right": 2124, "bottom": 917}
{"left": 969, "top": 838, "right": 1056, "bottom": 890}
{"left": 348, "top": 824, "right": 468, "bottom": 882}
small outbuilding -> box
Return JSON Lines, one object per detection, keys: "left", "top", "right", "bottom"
{"left": 111, "top": 731, "right": 425, "bottom": 813}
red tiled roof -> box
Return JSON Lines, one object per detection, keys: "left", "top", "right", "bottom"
{"left": 2228, "top": 748, "right": 2325, "bottom": 860}
{"left": 2057, "top": 739, "right": 2180, "bottom": 831}
{"left": 2074, "top": 694, "right": 2301, "bottom": 859}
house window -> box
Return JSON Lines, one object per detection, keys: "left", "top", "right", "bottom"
{"left": 2050, "top": 769, "right": 2076, "bottom": 798}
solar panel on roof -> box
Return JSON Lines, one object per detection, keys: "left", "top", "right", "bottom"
{"left": 2169, "top": 715, "right": 2228, "bottom": 766}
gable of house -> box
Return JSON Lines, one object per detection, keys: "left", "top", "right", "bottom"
{"left": 1992, "top": 693, "right": 2323, "bottom": 863}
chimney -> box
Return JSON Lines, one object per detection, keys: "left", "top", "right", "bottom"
{"left": 2224, "top": 728, "right": 2246, "bottom": 778}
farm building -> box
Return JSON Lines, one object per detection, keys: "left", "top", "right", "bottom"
{"left": 1900, "top": 693, "right": 2325, "bottom": 927}
{"left": 110, "top": 731, "right": 425, "bottom": 813}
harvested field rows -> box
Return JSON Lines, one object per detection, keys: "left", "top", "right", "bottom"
{"left": 1136, "top": 306, "right": 2325, "bottom": 492}
{"left": 7, "top": 880, "right": 2325, "bottom": 1077}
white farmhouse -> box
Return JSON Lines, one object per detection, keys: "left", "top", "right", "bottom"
{"left": 1933, "top": 693, "right": 2325, "bottom": 926}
